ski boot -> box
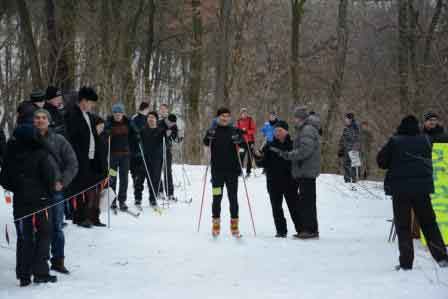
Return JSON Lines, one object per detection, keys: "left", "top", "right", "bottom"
{"left": 438, "top": 259, "right": 448, "bottom": 268}
{"left": 119, "top": 202, "right": 128, "bottom": 211}
{"left": 19, "top": 277, "right": 31, "bottom": 287}
{"left": 212, "top": 218, "right": 220, "bottom": 237}
{"left": 34, "top": 274, "right": 57, "bottom": 284}
{"left": 231, "top": 218, "right": 241, "bottom": 238}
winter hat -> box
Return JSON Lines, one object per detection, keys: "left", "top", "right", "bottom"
{"left": 78, "top": 86, "right": 98, "bottom": 102}
{"left": 274, "top": 120, "right": 289, "bottom": 131}
{"left": 423, "top": 112, "right": 438, "bottom": 122}
{"left": 269, "top": 111, "right": 277, "bottom": 117}
{"left": 46, "top": 86, "right": 62, "bottom": 100}
{"left": 216, "top": 107, "right": 231, "bottom": 117}
{"left": 148, "top": 111, "right": 159, "bottom": 120}
{"left": 345, "top": 113, "right": 355, "bottom": 120}
{"left": 30, "top": 89, "right": 46, "bottom": 103}
{"left": 294, "top": 106, "right": 308, "bottom": 120}
{"left": 112, "top": 103, "right": 125, "bottom": 114}
{"left": 139, "top": 102, "right": 150, "bottom": 111}
{"left": 397, "top": 115, "right": 420, "bottom": 136}
{"left": 34, "top": 108, "right": 52, "bottom": 122}
{"left": 168, "top": 114, "right": 177, "bottom": 123}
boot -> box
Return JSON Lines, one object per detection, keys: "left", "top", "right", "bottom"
{"left": 19, "top": 278, "right": 31, "bottom": 287}
{"left": 230, "top": 218, "right": 241, "bottom": 237}
{"left": 212, "top": 218, "right": 220, "bottom": 237}
{"left": 33, "top": 274, "right": 57, "bottom": 284}
{"left": 119, "top": 201, "right": 128, "bottom": 211}
{"left": 51, "top": 258, "right": 70, "bottom": 274}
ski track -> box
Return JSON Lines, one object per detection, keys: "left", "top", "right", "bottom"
{"left": 0, "top": 166, "right": 447, "bottom": 299}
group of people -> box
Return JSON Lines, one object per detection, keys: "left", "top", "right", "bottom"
{"left": 0, "top": 87, "right": 180, "bottom": 287}
{"left": 1, "top": 88, "right": 447, "bottom": 287}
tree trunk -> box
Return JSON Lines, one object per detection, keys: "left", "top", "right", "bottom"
{"left": 290, "top": 0, "right": 306, "bottom": 104}
{"left": 322, "top": 0, "right": 349, "bottom": 171}
{"left": 143, "top": 0, "right": 156, "bottom": 99}
{"left": 398, "top": 0, "right": 410, "bottom": 115}
{"left": 16, "top": 0, "right": 43, "bottom": 89}
{"left": 215, "top": 0, "right": 232, "bottom": 108}
{"left": 186, "top": 0, "right": 203, "bottom": 164}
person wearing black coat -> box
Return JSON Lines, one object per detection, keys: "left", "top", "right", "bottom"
{"left": 44, "top": 86, "right": 66, "bottom": 136}
{"left": 16, "top": 89, "right": 47, "bottom": 126}
{"left": 65, "top": 87, "right": 101, "bottom": 228}
{"left": 203, "top": 107, "right": 244, "bottom": 237}
{"left": 0, "top": 128, "right": 6, "bottom": 167}
{"left": 255, "top": 121, "right": 301, "bottom": 238}
{"left": 422, "top": 112, "right": 448, "bottom": 144}
{"left": 377, "top": 115, "right": 448, "bottom": 270}
{"left": 0, "top": 126, "right": 58, "bottom": 286}
{"left": 140, "top": 111, "right": 166, "bottom": 206}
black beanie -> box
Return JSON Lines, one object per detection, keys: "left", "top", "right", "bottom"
{"left": 139, "top": 102, "right": 150, "bottom": 111}
{"left": 216, "top": 107, "right": 231, "bottom": 117}
{"left": 46, "top": 86, "right": 62, "bottom": 100}
{"left": 168, "top": 114, "right": 177, "bottom": 123}
{"left": 423, "top": 112, "right": 438, "bottom": 122}
{"left": 30, "top": 89, "right": 46, "bottom": 102}
{"left": 345, "top": 113, "right": 355, "bottom": 120}
{"left": 397, "top": 115, "right": 420, "bottom": 136}
{"left": 274, "top": 120, "right": 289, "bottom": 131}
{"left": 78, "top": 86, "right": 98, "bottom": 102}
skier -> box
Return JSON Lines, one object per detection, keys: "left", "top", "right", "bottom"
{"left": 423, "top": 112, "right": 448, "bottom": 143}
{"left": 0, "top": 125, "right": 59, "bottom": 286}
{"left": 338, "top": 113, "right": 360, "bottom": 184}
{"left": 129, "top": 102, "right": 150, "bottom": 208}
{"left": 260, "top": 111, "right": 279, "bottom": 143}
{"left": 236, "top": 108, "right": 256, "bottom": 177}
{"left": 65, "top": 87, "right": 100, "bottom": 228}
{"left": 377, "top": 115, "right": 448, "bottom": 270}
{"left": 203, "top": 107, "right": 244, "bottom": 237}
{"left": 269, "top": 107, "right": 321, "bottom": 239}
{"left": 44, "top": 86, "right": 66, "bottom": 136}
{"left": 158, "top": 113, "right": 180, "bottom": 201}
{"left": 34, "top": 109, "right": 78, "bottom": 274}
{"left": 140, "top": 111, "right": 166, "bottom": 207}
{"left": 255, "top": 120, "right": 301, "bottom": 238}
{"left": 106, "top": 103, "right": 131, "bottom": 211}
{"left": 16, "top": 89, "right": 46, "bottom": 126}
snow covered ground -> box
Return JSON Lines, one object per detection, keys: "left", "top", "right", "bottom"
{"left": 1, "top": 166, "right": 447, "bottom": 299}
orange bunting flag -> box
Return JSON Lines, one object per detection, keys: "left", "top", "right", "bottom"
{"left": 32, "top": 214, "right": 37, "bottom": 233}
{"left": 5, "top": 192, "right": 12, "bottom": 204}
{"left": 72, "top": 197, "right": 77, "bottom": 210}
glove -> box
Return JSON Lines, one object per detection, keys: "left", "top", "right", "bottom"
{"left": 206, "top": 129, "right": 216, "bottom": 140}
{"left": 337, "top": 149, "right": 344, "bottom": 158}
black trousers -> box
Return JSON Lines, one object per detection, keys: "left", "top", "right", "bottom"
{"left": 297, "top": 178, "right": 319, "bottom": 234}
{"left": 392, "top": 194, "right": 447, "bottom": 269}
{"left": 343, "top": 152, "right": 358, "bottom": 183}
{"left": 267, "top": 177, "right": 301, "bottom": 235}
{"left": 146, "top": 156, "right": 162, "bottom": 204}
{"left": 110, "top": 154, "right": 130, "bottom": 203}
{"left": 160, "top": 149, "right": 174, "bottom": 196}
{"left": 212, "top": 173, "right": 239, "bottom": 219}
{"left": 131, "top": 156, "right": 146, "bottom": 204}
{"left": 239, "top": 142, "right": 254, "bottom": 175}
{"left": 15, "top": 210, "right": 52, "bottom": 280}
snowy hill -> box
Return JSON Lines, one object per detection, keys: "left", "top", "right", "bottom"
{"left": 0, "top": 166, "right": 447, "bottom": 299}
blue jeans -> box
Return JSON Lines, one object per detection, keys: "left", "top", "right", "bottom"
{"left": 51, "top": 192, "right": 65, "bottom": 260}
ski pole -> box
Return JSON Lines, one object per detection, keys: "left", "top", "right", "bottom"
{"left": 197, "top": 140, "right": 212, "bottom": 233}
{"left": 107, "top": 136, "right": 111, "bottom": 229}
{"left": 236, "top": 144, "right": 257, "bottom": 236}
{"left": 138, "top": 143, "right": 159, "bottom": 205}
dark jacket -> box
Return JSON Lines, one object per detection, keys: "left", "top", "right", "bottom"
{"left": 377, "top": 132, "right": 434, "bottom": 196}
{"left": 0, "top": 129, "right": 6, "bottom": 166}
{"left": 158, "top": 118, "right": 179, "bottom": 148}
{"left": 0, "top": 127, "right": 56, "bottom": 219}
{"left": 256, "top": 135, "right": 293, "bottom": 183}
{"left": 141, "top": 125, "right": 166, "bottom": 162}
{"left": 129, "top": 113, "right": 147, "bottom": 157}
{"left": 65, "top": 105, "right": 100, "bottom": 193}
{"left": 95, "top": 131, "right": 109, "bottom": 181}
{"left": 16, "top": 101, "right": 40, "bottom": 126}
{"left": 339, "top": 121, "right": 360, "bottom": 154}
{"left": 106, "top": 116, "right": 131, "bottom": 156}
{"left": 203, "top": 125, "right": 243, "bottom": 177}
{"left": 424, "top": 126, "right": 448, "bottom": 144}
{"left": 44, "top": 102, "right": 66, "bottom": 136}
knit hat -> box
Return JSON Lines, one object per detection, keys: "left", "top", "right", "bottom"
{"left": 423, "top": 112, "right": 438, "bottom": 122}
{"left": 78, "top": 86, "right": 98, "bottom": 102}
{"left": 269, "top": 111, "right": 277, "bottom": 117}
{"left": 34, "top": 108, "right": 52, "bottom": 122}
{"left": 112, "top": 103, "right": 125, "bottom": 114}
{"left": 46, "top": 86, "right": 62, "bottom": 100}
{"left": 274, "top": 120, "right": 289, "bottom": 131}
{"left": 30, "top": 89, "right": 46, "bottom": 103}
{"left": 397, "top": 115, "right": 420, "bottom": 136}
{"left": 294, "top": 106, "right": 308, "bottom": 120}
{"left": 216, "top": 107, "right": 231, "bottom": 117}
{"left": 168, "top": 114, "right": 177, "bottom": 123}
{"left": 345, "top": 113, "right": 355, "bottom": 120}
{"left": 139, "top": 102, "right": 150, "bottom": 111}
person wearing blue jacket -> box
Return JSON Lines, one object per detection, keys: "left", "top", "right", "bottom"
{"left": 261, "top": 112, "right": 279, "bottom": 143}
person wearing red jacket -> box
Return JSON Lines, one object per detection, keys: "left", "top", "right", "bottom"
{"left": 236, "top": 108, "right": 256, "bottom": 177}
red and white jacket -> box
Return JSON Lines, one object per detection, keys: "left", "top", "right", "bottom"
{"left": 237, "top": 117, "right": 256, "bottom": 143}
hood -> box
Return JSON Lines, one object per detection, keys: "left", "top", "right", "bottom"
{"left": 12, "top": 125, "right": 42, "bottom": 148}
{"left": 299, "top": 114, "right": 321, "bottom": 131}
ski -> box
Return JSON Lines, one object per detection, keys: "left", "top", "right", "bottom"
{"left": 122, "top": 209, "right": 141, "bottom": 218}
